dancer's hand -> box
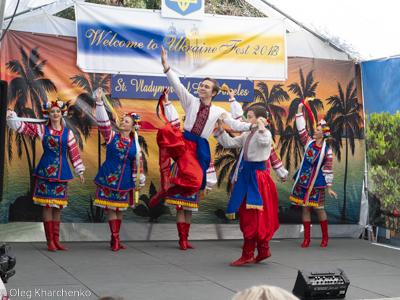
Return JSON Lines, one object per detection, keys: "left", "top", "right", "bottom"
{"left": 206, "top": 188, "right": 211, "bottom": 195}
{"left": 281, "top": 175, "right": 287, "bottom": 182}
{"left": 95, "top": 88, "right": 103, "bottom": 103}
{"left": 163, "top": 90, "right": 169, "bottom": 104}
{"left": 79, "top": 174, "right": 85, "bottom": 185}
{"left": 228, "top": 88, "right": 235, "bottom": 100}
{"left": 161, "top": 45, "right": 169, "bottom": 72}
{"left": 298, "top": 102, "right": 304, "bottom": 114}
{"left": 257, "top": 117, "right": 267, "bottom": 130}
{"left": 219, "top": 113, "right": 228, "bottom": 120}
{"left": 327, "top": 186, "right": 337, "bottom": 199}
{"left": 218, "top": 113, "right": 227, "bottom": 131}
{"left": 6, "top": 110, "right": 13, "bottom": 119}
{"left": 137, "top": 186, "right": 143, "bottom": 192}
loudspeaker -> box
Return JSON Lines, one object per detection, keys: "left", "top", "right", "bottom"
{"left": 0, "top": 80, "right": 7, "bottom": 203}
{"left": 293, "top": 269, "right": 350, "bottom": 300}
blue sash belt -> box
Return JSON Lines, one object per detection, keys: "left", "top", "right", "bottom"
{"left": 226, "top": 161, "right": 265, "bottom": 214}
{"left": 183, "top": 130, "right": 211, "bottom": 190}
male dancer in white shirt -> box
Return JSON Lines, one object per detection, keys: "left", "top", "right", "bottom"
{"left": 150, "top": 46, "right": 253, "bottom": 213}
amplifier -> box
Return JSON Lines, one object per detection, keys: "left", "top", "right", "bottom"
{"left": 293, "top": 269, "right": 350, "bottom": 300}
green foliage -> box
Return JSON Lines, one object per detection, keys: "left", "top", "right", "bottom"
{"left": 55, "top": 0, "right": 161, "bottom": 20}
{"left": 55, "top": 0, "right": 263, "bottom": 21}
{"left": 366, "top": 111, "right": 400, "bottom": 231}
{"left": 205, "top": 0, "right": 266, "bottom": 17}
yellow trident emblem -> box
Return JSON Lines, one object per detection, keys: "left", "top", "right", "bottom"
{"left": 170, "top": 0, "right": 197, "bottom": 12}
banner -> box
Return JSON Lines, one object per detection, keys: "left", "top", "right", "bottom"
{"left": 162, "top": 0, "right": 204, "bottom": 20}
{"left": 111, "top": 75, "right": 254, "bottom": 102}
{"left": 75, "top": 2, "right": 287, "bottom": 81}
{"left": 0, "top": 30, "right": 363, "bottom": 226}
{"left": 362, "top": 58, "right": 400, "bottom": 232}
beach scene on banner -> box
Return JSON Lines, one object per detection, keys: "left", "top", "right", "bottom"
{"left": 1, "top": 29, "right": 363, "bottom": 225}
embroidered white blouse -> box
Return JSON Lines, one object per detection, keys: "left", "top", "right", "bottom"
{"left": 165, "top": 69, "right": 252, "bottom": 139}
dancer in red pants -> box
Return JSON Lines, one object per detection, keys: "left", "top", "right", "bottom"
{"left": 214, "top": 106, "right": 287, "bottom": 266}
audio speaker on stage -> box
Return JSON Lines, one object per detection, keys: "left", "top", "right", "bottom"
{"left": 0, "top": 80, "right": 8, "bottom": 203}
{"left": 292, "top": 269, "right": 350, "bottom": 300}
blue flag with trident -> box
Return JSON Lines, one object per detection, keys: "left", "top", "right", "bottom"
{"left": 164, "top": 0, "right": 203, "bottom": 16}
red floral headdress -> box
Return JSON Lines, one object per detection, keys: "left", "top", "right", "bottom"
{"left": 123, "top": 112, "right": 142, "bottom": 131}
{"left": 41, "top": 100, "right": 68, "bottom": 119}
{"left": 318, "top": 119, "right": 331, "bottom": 140}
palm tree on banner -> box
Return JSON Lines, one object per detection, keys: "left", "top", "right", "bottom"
{"left": 6, "top": 44, "right": 57, "bottom": 196}
{"left": 286, "top": 68, "right": 324, "bottom": 137}
{"left": 325, "top": 78, "right": 362, "bottom": 223}
{"left": 278, "top": 123, "right": 304, "bottom": 172}
{"left": 69, "top": 73, "right": 121, "bottom": 170}
{"left": 248, "top": 82, "right": 290, "bottom": 141}
{"left": 280, "top": 68, "right": 324, "bottom": 171}
{"left": 64, "top": 98, "right": 89, "bottom": 151}
{"left": 70, "top": 73, "right": 149, "bottom": 173}
{"left": 214, "top": 132, "right": 242, "bottom": 194}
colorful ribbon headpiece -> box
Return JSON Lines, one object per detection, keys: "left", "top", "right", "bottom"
{"left": 265, "top": 111, "right": 271, "bottom": 130}
{"left": 318, "top": 119, "right": 331, "bottom": 140}
{"left": 122, "top": 110, "right": 142, "bottom": 205}
{"left": 42, "top": 100, "right": 68, "bottom": 119}
{"left": 220, "top": 83, "right": 229, "bottom": 95}
{"left": 156, "top": 89, "right": 170, "bottom": 124}
{"left": 301, "top": 97, "right": 317, "bottom": 129}
{"left": 123, "top": 112, "right": 142, "bottom": 132}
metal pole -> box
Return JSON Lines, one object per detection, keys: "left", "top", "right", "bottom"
{"left": 0, "top": 0, "right": 7, "bottom": 203}
{"left": 0, "top": 0, "right": 7, "bottom": 41}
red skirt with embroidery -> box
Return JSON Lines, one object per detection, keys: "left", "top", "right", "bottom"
{"left": 93, "top": 185, "right": 133, "bottom": 211}
{"left": 157, "top": 123, "right": 203, "bottom": 197}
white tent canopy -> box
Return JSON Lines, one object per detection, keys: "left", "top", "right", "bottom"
{"left": 4, "top": 13, "right": 76, "bottom": 36}
{"left": 4, "top": 0, "right": 84, "bottom": 20}
{"left": 286, "top": 30, "right": 348, "bottom": 60}
{"left": 246, "top": 0, "right": 400, "bottom": 61}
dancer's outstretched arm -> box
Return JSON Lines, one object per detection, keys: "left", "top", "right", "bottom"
{"left": 162, "top": 46, "right": 194, "bottom": 113}
{"left": 95, "top": 88, "right": 115, "bottom": 145}
{"left": 296, "top": 102, "right": 312, "bottom": 146}
{"left": 6, "top": 110, "right": 45, "bottom": 141}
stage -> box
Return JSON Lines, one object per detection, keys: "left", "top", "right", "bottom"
{"left": 2, "top": 237, "right": 400, "bottom": 300}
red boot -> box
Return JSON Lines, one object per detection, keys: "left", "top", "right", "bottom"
{"left": 177, "top": 223, "right": 187, "bottom": 250}
{"left": 320, "top": 220, "right": 329, "bottom": 247}
{"left": 302, "top": 221, "right": 311, "bottom": 247}
{"left": 230, "top": 239, "right": 256, "bottom": 266}
{"left": 150, "top": 185, "right": 188, "bottom": 207}
{"left": 149, "top": 147, "right": 171, "bottom": 207}
{"left": 53, "top": 221, "right": 67, "bottom": 250}
{"left": 159, "top": 147, "right": 171, "bottom": 192}
{"left": 109, "top": 219, "right": 120, "bottom": 251}
{"left": 149, "top": 188, "right": 167, "bottom": 207}
{"left": 117, "top": 219, "right": 126, "bottom": 249}
{"left": 255, "top": 241, "right": 271, "bottom": 263}
{"left": 43, "top": 221, "right": 57, "bottom": 252}
{"left": 185, "top": 223, "right": 195, "bottom": 249}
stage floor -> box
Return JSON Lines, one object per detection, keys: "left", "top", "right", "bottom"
{"left": 2, "top": 238, "right": 400, "bottom": 300}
